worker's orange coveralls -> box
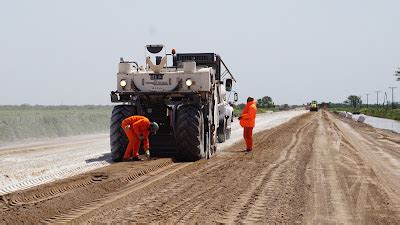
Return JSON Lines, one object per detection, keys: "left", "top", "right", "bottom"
{"left": 240, "top": 101, "right": 257, "bottom": 151}
{"left": 121, "top": 116, "right": 150, "bottom": 159}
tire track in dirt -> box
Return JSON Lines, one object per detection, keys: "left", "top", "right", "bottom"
{"left": 0, "top": 159, "right": 179, "bottom": 224}
{"left": 222, "top": 116, "right": 315, "bottom": 223}
{"left": 85, "top": 113, "right": 315, "bottom": 224}
{"left": 85, "top": 115, "right": 306, "bottom": 223}
{"left": 175, "top": 187, "right": 225, "bottom": 224}
{"left": 305, "top": 111, "right": 400, "bottom": 224}
{"left": 305, "top": 111, "right": 352, "bottom": 224}
{"left": 338, "top": 136, "right": 399, "bottom": 223}
{"left": 1, "top": 159, "right": 173, "bottom": 211}
{"left": 94, "top": 159, "right": 237, "bottom": 224}
{"left": 243, "top": 123, "right": 314, "bottom": 223}
{"left": 43, "top": 162, "right": 191, "bottom": 224}
{"left": 2, "top": 173, "right": 105, "bottom": 207}
{"left": 330, "top": 113, "right": 400, "bottom": 212}
{"left": 0, "top": 161, "right": 110, "bottom": 195}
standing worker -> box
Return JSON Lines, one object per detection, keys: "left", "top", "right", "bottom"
{"left": 121, "top": 115, "right": 159, "bottom": 161}
{"left": 239, "top": 97, "right": 257, "bottom": 152}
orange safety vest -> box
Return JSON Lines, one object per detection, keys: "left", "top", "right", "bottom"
{"left": 240, "top": 101, "right": 257, "bottom": 128}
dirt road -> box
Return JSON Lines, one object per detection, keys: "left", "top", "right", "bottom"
{"left": 1, "top": 111, "right": 399, "bottom": 223}
{"left": 0, "top": 110, "right": 305, "bottom": 195}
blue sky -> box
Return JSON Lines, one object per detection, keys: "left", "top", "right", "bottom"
{"left": 0, "top": 0, "right": 399, "bottom": 105}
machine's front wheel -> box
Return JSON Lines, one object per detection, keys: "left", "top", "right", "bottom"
{"left": 110, "top": 105, "right": 136, "bottom": 162}
{"left": 175, "top": 106, "right": 206, "bottom": 161}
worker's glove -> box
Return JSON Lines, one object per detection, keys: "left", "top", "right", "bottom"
{"left": 238, "top": 116, "right": 242, "bottom": 120}
{"left": 145, "top": 150, "right": 150, "bottom": 160}
{"left": 124, "top": 125, "right": 131, "bottom": 130}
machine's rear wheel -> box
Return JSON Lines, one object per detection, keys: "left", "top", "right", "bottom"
{"left": 110, "top": 105, "right": 136, "bottom": 162}
{"left": 176, "top": 106, "right": 206, "bottom": 161}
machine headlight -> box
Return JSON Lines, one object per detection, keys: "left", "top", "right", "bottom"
{"left": 185, "top": 79, "right": 193, "bottom": 87}
{"left": 120, "top": 79, "right": 127, "bottom": 87}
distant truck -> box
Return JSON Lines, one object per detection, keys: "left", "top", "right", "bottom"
{"left": 310, "top": 100, "right": 318, "bottom": 112}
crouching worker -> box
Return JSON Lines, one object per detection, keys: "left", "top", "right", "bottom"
{"left": 121, "top": 115, "right": 159, "bottom": 161}
{"left": 239, "top": 97, "right": 257, "bottom": 152}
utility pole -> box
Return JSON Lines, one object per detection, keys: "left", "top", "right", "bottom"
{"left": 365, "top": 93, "right": 369, "bottom": 108}
{"left": 389, "top": 87, "right": 397, "bottom": 109}
{"left": 384, "top": 92, "right": 388, "bottom": 109}
{"left": 375, "top": 91, "right": 381, "bottom": 108}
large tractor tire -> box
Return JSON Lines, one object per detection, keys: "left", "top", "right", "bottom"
{"left": 175, "top": 106, "right": 206, "bottom": 161}
{"left": 110, "top": 105, "right": 136, "bottom": 162}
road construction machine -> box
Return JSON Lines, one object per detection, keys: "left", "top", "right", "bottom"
{"left": 310, "top": 100, "right": 318, "bottom": 112}
{"left": 110, "top": 45, "right": 238, "bottom": 161}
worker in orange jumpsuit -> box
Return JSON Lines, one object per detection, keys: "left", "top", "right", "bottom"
{"left": 121, "top": 116, "right": 159, "bottom": 161}
{"left": 239, "top": 97, "right": 257, "bottom": 152}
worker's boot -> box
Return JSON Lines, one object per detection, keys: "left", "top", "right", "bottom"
{"left": 131, "top": 157, "right": 142, "bottom": 161}
{"left": 145, "top": 150, "right": 151, "bottom": 160}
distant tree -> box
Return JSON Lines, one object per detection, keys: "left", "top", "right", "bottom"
{"left": 346, "top": 95, "right": 362, "bottom": 108}
{"left": 257, "top": 99, "right": 263, "bottom": 107}
{"left": 236, "top": 103, "right": 246, "bottom": 109}
{"left": 320, "top": 102, "right": 330, "bottom": 108}
{"left": 257, "top": 96, "right": 273, "bottom": 108}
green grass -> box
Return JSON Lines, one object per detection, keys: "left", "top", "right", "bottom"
{"left": 360, "top": 108, "right": 400, "bottom": 121}
{"left": 0, "top": 105, "right": 113, "bottom": 144}
{"left": 330, "top": 107, "right": 400, "bottom": 121}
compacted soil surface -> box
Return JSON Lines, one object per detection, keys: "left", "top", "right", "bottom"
{"left": 1, "top": 111, "right": 399, "bottom": 223}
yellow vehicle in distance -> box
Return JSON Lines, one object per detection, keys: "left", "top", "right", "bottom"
{"left": 310, "top": 100, "right": 318, "bottom": 112}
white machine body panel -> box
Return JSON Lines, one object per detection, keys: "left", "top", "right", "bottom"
{"left": 117, "top": 64, "right": 212, "bottom": 92}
